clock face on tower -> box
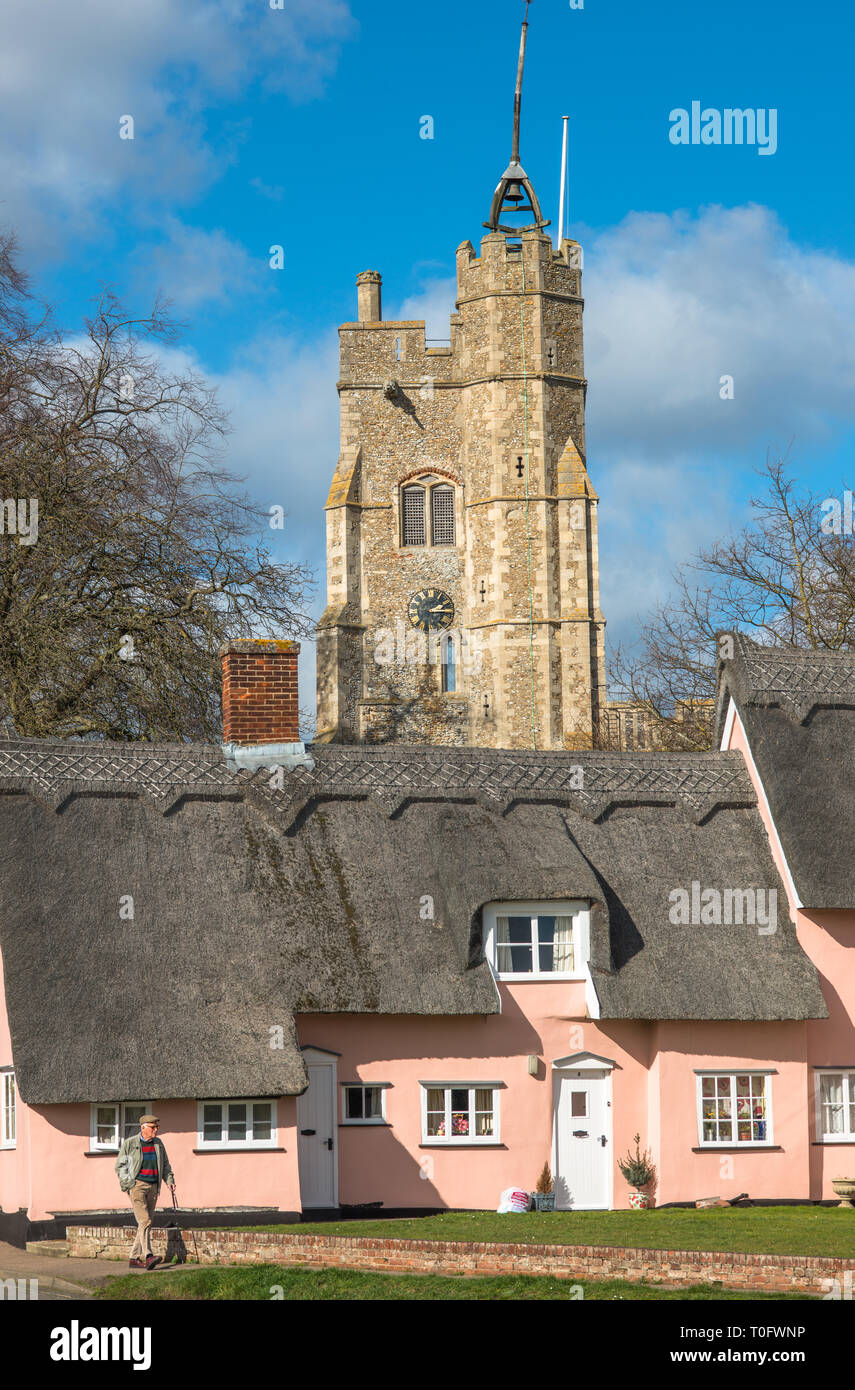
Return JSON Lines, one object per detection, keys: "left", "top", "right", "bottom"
{"left": 408, "top": 587, "right": 455, "bottom": 632}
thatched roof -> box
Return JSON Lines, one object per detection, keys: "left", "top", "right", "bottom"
{"left": 0, "top": 739, "right": 826, "bottom": 1104}
{"left": 716, "top": 633, "right": 855, "bottom": 909}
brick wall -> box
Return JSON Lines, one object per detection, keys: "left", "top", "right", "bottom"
{"left": 67, "top": 1226, "right": 849, "bottom": 1294}
{"left": 221, "top": 639, "right": 300, "bottom": 746}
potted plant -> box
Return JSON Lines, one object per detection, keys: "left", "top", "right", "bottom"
{"left": 533, "top": 1162, "right": 555, "bottom": 1212}
{"left": 618, "top": 1133, "right": 656, "bottom": 1209}
{"left": 831, "top": 1177, "right": 855, "bottom": 1208}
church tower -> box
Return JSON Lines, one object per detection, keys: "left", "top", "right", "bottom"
{"left": 316, "top": 9, "right": 606, "bottom": 750}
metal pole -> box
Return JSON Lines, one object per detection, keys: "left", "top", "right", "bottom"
{"left": 512, "top": 1, "right": 532, "bottom": 163}
{"left": 558, "top": 115, "right": 569, "bottom": 247}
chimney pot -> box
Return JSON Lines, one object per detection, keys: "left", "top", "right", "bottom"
{"left": 356, "top": 270, "right": 382, "bottom": 322}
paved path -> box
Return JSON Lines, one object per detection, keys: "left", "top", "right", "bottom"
{"left": 0, "top": 1241, "right": 162, "bottom": 1299}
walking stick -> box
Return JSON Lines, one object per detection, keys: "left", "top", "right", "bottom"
{"left": 170, "top": 1183, "right": 201, "bottom": 1265}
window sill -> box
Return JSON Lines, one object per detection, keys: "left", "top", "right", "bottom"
{"left": 812, "top": 1138, "right": 855, "bottom": 1145}
{"left": 339, "top": 1122, "right": 391, "bottom": 1128}
{"left": 419, "top": 1142, "right": 506, "bottom": 1149}
{"left": 691, "top": 1145, "right": 782, "bottom": 1153}
{"left": 85, "top": 1149, "right": 120, "bottom": 1157}
{"left": 193, "top": 1147, "right": 285, "bottom": 1154}
{"left": 495, "top": 974, "right": 585, "bottom": 983}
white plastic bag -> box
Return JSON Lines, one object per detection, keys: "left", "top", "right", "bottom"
{"left": 497, "top": 1186, "right": 531, "bottom": 1214}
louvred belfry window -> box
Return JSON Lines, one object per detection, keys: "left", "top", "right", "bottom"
{"left": 431, "top": 485, "right": 455, "bottom": 545}
{"left": 402, "top": 486, "right": 426, "bottom": 545}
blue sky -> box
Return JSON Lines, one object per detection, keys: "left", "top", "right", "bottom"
{"left": 4, "top": 0, "right": 855, "bottom": 715}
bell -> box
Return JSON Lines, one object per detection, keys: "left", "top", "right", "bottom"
{"left": 503, "top": 180, "right": 526, "bottom": 204}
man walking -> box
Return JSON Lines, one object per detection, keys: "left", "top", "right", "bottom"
{"left": 115, "top": 1115, "right": 176, "bottom": 1270}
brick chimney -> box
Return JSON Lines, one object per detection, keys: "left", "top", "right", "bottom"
{"left": 220, "top": 639, "right": 300, "bottom": 747}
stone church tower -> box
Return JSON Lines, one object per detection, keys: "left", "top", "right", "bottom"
{"left": 316, "top": 13, "right": 606, "bottom": 750}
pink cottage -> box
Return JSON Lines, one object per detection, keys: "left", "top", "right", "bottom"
{"left": 0, "top": 633, "right": 853, "bottom": 1243}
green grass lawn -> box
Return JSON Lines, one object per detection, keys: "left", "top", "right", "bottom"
{"left": 94, "top": 1264, "right": 817, "bottom": 1302}
{"left": 227, "top": 1207, "right": 855, "bottom": 1258}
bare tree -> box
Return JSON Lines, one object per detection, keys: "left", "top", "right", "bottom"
{"left": 0, "top": 231, "right": 314, "bottom": 741}
{"left": 606, "top": 453, "right": 855, "bottom": 751}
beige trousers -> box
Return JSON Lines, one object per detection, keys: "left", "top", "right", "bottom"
{"left": 128, "top": 1179, "right": 159, "bottom": 1259}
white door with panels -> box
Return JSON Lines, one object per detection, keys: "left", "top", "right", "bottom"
{"left": 297, "top": 1051, "right": 338, "bottom": 1208}
{"left": 552, "top": 1055, "right": 614, "bottom": 1210}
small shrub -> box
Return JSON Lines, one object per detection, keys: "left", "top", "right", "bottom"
{"left": 618, "top": 1133, "right": 656, "bottom": 1190}
{"left": 535, "top": 1163, "right": 553, "bottom": 1195}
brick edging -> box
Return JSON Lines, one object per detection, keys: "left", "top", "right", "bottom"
{"left": 66, "top": 1226, "right": 852, "bottom": 1294}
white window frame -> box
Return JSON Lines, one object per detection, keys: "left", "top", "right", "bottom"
{"left": 695, "top": 1072, "right": 774, "bottom": 1148}
{"left": 483, "top": 901, "right": 589, "bottom": 981}
{"left": 420, "top": 1083, "right": 501, "bottom": 1146}
{"left": 1, "top": 1069, "right": 15, "bottom": 1150}
{"left": 196, "top": 1099, "right": 278, "bottom": 1150}
{"left": 90, "top": 1101, "right": 152, "bottom": 1151}
{"left": 340, "top": 1083, "right": 388, "bottom": 1125}
{"left": 814, "top": 1069, "right": 855, "bottom": 1142}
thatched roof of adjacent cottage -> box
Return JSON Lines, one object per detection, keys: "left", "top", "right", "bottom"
{"left": 715, "top": 633, "right": 855, "bottom": 909}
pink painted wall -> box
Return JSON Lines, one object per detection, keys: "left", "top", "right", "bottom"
{"left": 4, "top": 1090, "right": 301, "bottom": 1223}
{"left": 0, "top": 946, "right": 29, "bottom": 1219}
{"left": 725, "top": 702, "right": 855, "bottom": 1198}
{"left": 297, "top": 999, "right": 810, "bottom": 1211}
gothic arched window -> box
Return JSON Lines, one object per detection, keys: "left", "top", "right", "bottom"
{"left": 401, "top": 485, "right": 426, "bottom": 546}
{"left": 431, "top": 485, "right": 455, "bottom": 545}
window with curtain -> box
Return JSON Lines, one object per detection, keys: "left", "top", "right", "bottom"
{"left": 402, "top": 486, "right": 426, "bottom": 545}
{"left": 342, "top": 1085, "right": 386, "bottom": 1123}
{"left": 430, "top": 485, "right": 455, "bottom": 544}
{"left": 90, "top": 1100, "right": 152, "bottom": 1150}
{"left": 493, "top": 912, "right": 576, "bottom": 977}
{"left": 422, "top": 1085, "right": 498, "bottom": 1143}
{"left": 817, "top": 1071, "right": 855, "bottom": 1140}
{"left": 697, "top": 1073, "right": 772, "bottom": 1146}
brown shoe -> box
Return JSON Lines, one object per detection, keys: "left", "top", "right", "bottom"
{"left": 129, "top": 1258, "right": 144, "bottom": 1269}
{"left": 145, "top": 1255, "right": 162, "bottom": 1270}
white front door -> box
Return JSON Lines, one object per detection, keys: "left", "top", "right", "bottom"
{"left": 553, "top": 1068, "right": 611, "bottom": 1209}
{"left": 297, "top": 1055, "right": 338, "bottom": 1208}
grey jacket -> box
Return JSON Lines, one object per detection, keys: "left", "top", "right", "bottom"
{"left": 115, "top": 1133, "right": 175, "bottom": 1194}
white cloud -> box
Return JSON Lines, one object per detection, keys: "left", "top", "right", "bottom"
{"left": 0, "top": 0, "right": 356, "bottom": 250}
{"left": 576, "top": 205, "right": 855, "bottom": 643}
{"left": 390, "top": 278, "right": 458, "bottom": 340}
{"left": 583, "top": 203, "right": 855, "bottom": 456}
{"left": 133, "top": 219, "right": 265, "bottom": 310}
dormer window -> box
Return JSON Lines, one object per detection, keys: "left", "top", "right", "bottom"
{"left": 483, "top": 901, "right": 589, "bottom": 980}
{"left": 400, "top": 479, "right": 456, "bottom": 547}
